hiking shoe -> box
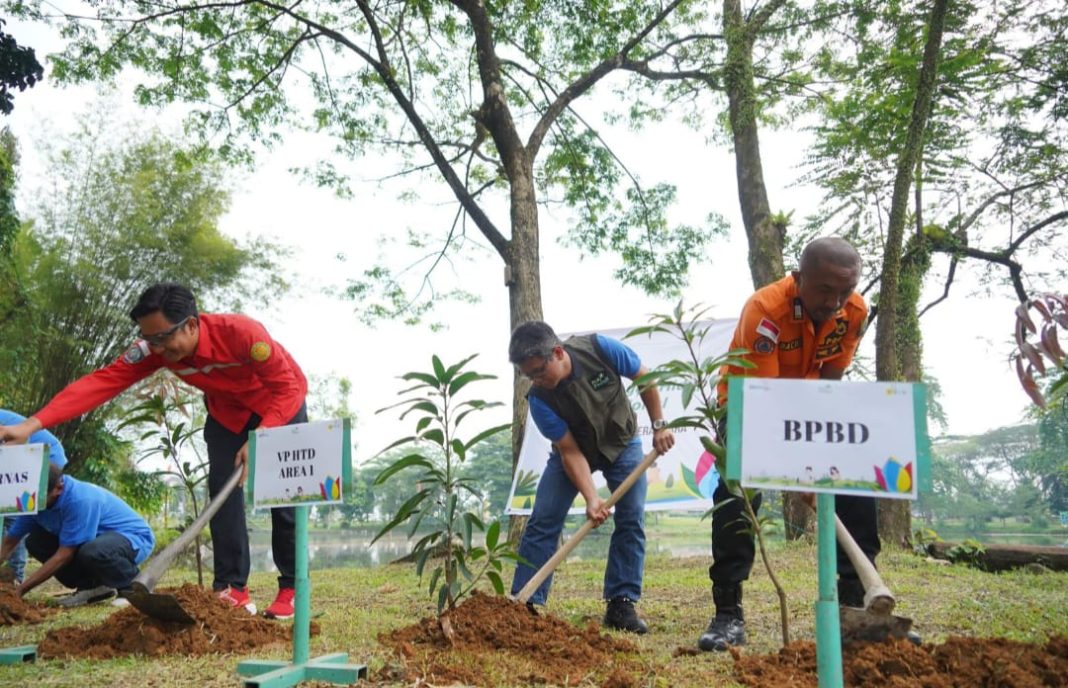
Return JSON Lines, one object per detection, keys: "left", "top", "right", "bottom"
{"left": 603, "top": 597, "right": 649, "bottom": 634}
{"left": 217, "top": 586, "right": 257, "bottom": 615}
{"left": 698, "top": 614, "right": 747, "bottom": 652}
{"left": 58, "top": 585, "right": 117, "bottom": 608}
{"left": 263, "top": 587, "right": 295, "bottom": 620}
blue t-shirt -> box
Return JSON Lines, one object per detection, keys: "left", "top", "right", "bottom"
{"left": 0, "top": 409, "right": 67, "bottom": 468}
{"left": 529, "top": 334, "right": 642, "bottom": 443}
{"left": 7, "top": 475, "right": 155, "bottom": 564}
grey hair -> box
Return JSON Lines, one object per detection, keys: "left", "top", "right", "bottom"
{"left": 509, "top": 321, "right": 561, "bottom": 364}
{"left": 799, "top": 236, "right": 862, "bottom": 274}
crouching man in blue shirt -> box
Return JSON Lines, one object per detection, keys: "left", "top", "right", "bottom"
{"left": 0, "top": 464, "right": 156, "bottom": 607}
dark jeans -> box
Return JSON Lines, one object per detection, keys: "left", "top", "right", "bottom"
{"left": 709, "top": 416, "right": 881, "bottom": 587}
{"left": 25, "top": 528, "right": 139, "bottom": 590}
{"left": 204, "top": 402, "right": 305, "bottom": 591}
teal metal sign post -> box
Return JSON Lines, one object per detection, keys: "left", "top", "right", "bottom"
{"left": 815, "top": 493, "right": 844, "bottom": 688}
{"left": 238, "top": 420, "right": 365, "bottom": 687}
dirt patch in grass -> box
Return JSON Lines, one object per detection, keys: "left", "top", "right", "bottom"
{"left": 0, "top": 583, "right": 54, "bottom": 625}
{"left": 38, "top": 583, "right": 303, "bottom": 659}
{"left": 734, "top": 635, "right": 1068, "bottom": 687}
{"left": 377, "top": 590, "right": 643, "bottom": 687}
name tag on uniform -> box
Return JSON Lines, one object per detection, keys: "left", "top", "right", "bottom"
{"left": 589, "top": 371, "right": 612, "bottom": 390}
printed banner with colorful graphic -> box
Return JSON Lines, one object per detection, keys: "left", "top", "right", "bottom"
{"left": 248, "top": 418, "right": 352, "bottom": 509}
{"left": 725, "top": 378, "right": 930, "bottom": 500}
{"left": 0, "top": 443, "right": 50, "bottom": 515}
{"left": 504, "top": 319, "right": 737, "bottom": 515}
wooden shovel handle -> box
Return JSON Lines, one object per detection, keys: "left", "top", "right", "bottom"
{"left": 515, "top": 449, "right": 659, "bottom": 604}
{"left": 833, "top": 513, "right": 895, "bottom": 614}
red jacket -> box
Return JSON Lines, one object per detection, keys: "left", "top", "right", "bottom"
{"left": 35, "top": 313, "right": 307, "bottom": 434}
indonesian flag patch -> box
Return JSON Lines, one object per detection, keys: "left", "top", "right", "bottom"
{"left": 755, "top": 318, "right": 780, "bottom": 343}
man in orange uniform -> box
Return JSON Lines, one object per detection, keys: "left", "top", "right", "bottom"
{"left": 0, "top": 283, "right": 305, "bottom": 619}
{"left": 698, "top": 237, "right": 878, "bottom": 651}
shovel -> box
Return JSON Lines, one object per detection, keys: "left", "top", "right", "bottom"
{"left": 122, "top": 465, "right": 244, "bottom": 623}
{"left": 514, "top": 449, "right": 659, "bottom": 604}
{"left": 833, "top": 511, "right": 914, "bottom": 642}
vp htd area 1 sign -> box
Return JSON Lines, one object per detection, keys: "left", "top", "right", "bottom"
{"left": 725, "top": 378, "right": 930, "bottom": 500}
{"left": 248, "top": 419, "right": 352, "bottom": 509}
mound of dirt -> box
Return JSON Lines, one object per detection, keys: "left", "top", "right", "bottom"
{"left": 0, "top": 583, "right": 54, "bottom": 625}
{"left": 734, "top": 635, "right": 1068, "bottom": 687}
{"left": 38, "top": 583, "right": 310, "bottom": 659}
{"left": 378, "top": 591, "right": 642, "bottom": 687}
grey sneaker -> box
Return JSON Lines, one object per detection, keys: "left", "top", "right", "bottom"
{"left": 58, "top": 585, "right": 117, "bottom": 608}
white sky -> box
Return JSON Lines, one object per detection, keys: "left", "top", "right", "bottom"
{"left": 3, "top": 16, "right": 1036, "bottom": 464}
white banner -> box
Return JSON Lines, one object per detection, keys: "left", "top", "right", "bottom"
{"left": 249, "top": 419, "right": 350, "bottom": 509}
{"left": 730, "top": 378, "right": 923, "bottom": 500}
{"left": 0, "top": 444, "right": 49, "bottom": 515}
{"left": 505, "top": 319, "right": 737, "bottom": 515}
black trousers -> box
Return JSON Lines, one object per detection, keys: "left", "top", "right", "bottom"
{"left": 26, "top": 528, "right": 139, "bottom": 590}
{"left": 204, "top": 402, "right": 306, "bottom": 591}
{"left": 708, "top": 417, "right": 881, "bottom": 587}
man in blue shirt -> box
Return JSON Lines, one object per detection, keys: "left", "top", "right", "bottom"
{"left": 508, "top": 321, "right": 675, "bottom": 634}
{"left": 0, "top": 464, "right": 155, "bottom": 606}
{"left": 0, "top": 409, "right": 67, "bottom": 585}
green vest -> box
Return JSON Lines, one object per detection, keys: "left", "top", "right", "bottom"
{"left": 529, "top": 334, "right": 637, "bottom": 466}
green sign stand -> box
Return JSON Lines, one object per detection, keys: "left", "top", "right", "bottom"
{"left": 0, "top": 645, "right": 36, "bottom": 664}
{"left": 815, "top": 493, "right": 844, "bottom": 688}
{"left": 237, "top": 421, "right": 364, "bottom": 687}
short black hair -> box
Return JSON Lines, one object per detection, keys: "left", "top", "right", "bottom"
{"left": 129, "top": 283, "right": 199, "bottom": 323}
{"left": 509, "top": 321, "right": 561, "bottom": 364}
{"left": 799, "top": 237, "right": 862, "bottom": 274}
{"left": 47, "top": 463, "right": 63, "bottom": 492}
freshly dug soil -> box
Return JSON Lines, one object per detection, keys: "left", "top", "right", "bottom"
{"left": 0, "top": 583, "right": 53, "bottom": 625}
{"left": 38, "top": 583, "right": 308, "bottom": 659}
{"left": 734, "top": 635, "right": 1068, "bottom": 687}
{"left": 378, "top": 591, "right": 642, "bottom": 687}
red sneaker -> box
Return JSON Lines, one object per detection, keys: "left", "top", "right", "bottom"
{"left": 264, "top": 587, "right": 296, "bottom": 620}
{"left": 216, "top": 586, "right": 257, "bottom": 615}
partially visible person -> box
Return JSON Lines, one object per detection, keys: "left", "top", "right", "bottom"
{"left": 699, "top": 237, "right": 880, "bottom": 651}
{"left": 0, "top": 283, "right": 307, "bottom": 619}
{"left": 0, "top": 464, "right": 155, "bottom": 606}
{"left": 0, "top": 409, "right": 68, "bottom": 585}
{"left": 508, "top": 321, "right": 675, "bottom": 634}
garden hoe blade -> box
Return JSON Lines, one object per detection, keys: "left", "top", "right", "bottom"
{"left": 121, "top": 466, "right": 244, "bottom": 624}
{"left": 834, "top": 513, "right": 914, "bottom": 643}
{"left": 122, "top": 581, "right": 195, "bottom": 624}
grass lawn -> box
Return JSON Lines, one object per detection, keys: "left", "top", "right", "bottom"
{"left": 1, "top": 541, "right": 1065, "bottom": 686}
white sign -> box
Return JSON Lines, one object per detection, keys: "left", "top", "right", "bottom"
{"left": 726, "top": 378, "right": 928, "bottom": 500}
{"left": 505, "top": 319, "right": 737, "bottom": 515}
{"left": 249, "top": 419, "right": 351, "bottom": 509}
{"left": 0, "top": 444, "right": 50, "bottom": 515}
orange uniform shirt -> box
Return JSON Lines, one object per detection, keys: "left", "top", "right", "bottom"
{"left": 718, "top": 275, "right": 868, "bottom": 402}
{"left": 35, "top": 313, "right": 307, "bottom": 434}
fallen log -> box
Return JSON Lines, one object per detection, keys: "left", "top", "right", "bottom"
{"left": 927, "top": 540, "right": 1068, "bottom": 572}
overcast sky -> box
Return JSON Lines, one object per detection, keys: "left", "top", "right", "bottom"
{"left": 3, "top": 15, "right": 1036, "bottom": 463}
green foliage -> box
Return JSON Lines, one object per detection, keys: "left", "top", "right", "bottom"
{"left": 372, "top": 354, "right": 516, "bottom": 614}
{"left": 0, "top": 127, "right": 17, "bottom": 253}
{"left": 0, "top": 19, "right": 43, "bottom": 115}
{"left": 945, "top": 538, "right": 987, "bottom": 570}
{"left": 0, "top": 110, "right": 287, "bottom": 472}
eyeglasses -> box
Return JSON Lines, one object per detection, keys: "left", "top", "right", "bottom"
{"left": 140, "top": 316, "right": 192, "bottom": 346}
{"left": 520, "top": 356, "right": 554, "bottom": 381}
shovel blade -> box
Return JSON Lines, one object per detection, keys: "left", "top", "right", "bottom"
{"left": 839, "top": 605, "right": 913, "bottom": 643}
{"left": 121, "top": 583, "right": 195, "bottom": 624}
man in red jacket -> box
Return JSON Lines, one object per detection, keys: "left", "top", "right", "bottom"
{"left": 0, "top": 283, "right": 307, "bottom": 619}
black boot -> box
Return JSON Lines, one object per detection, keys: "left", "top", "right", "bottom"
{"left": 698, "top": 585, "right": 746, "bottom": 652}
{"left": 603, "top": 597, "right": 649, "bottom": 634}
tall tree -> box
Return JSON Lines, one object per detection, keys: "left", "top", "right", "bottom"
{"left": 11, "top": 0, "right": 731, "bottom": 537}
{"left": 0, "top": 19, "right": 43, "bottom": 114}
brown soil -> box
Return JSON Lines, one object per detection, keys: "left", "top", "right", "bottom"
{"left": 377, "top": 591, "right": 642, "bottom": 687}
{"left": 37, "top": 583, "right": 314, "bottom": 659}
{"left": 733, "top": 635, "right": 1068, "bottom": 687}
{"left": 0, "top": 582, "right": 54, "bottom": 625}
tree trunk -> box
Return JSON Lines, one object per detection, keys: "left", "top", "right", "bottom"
{"left": 873, "top": 0, "right": 947, "bottom": 547}
{"left": 723, "top": 0, "right": 807, "bottom": 539}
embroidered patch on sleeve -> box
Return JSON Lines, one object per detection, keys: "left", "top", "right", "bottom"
{"left": 250, "top": 341, "right": 272, "bottom": 362}
{"left": 754, "top": 336, "right": 776, "bottom": 354}
{"left": 122, "top": 340, "right": 150, "bottom": 364}
{"left": 755, "top": 318, "right": 780, "bottom": 343}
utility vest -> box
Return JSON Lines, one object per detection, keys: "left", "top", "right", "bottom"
{"left": 528, "top": 334, "right": 637, "bottom": 466}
